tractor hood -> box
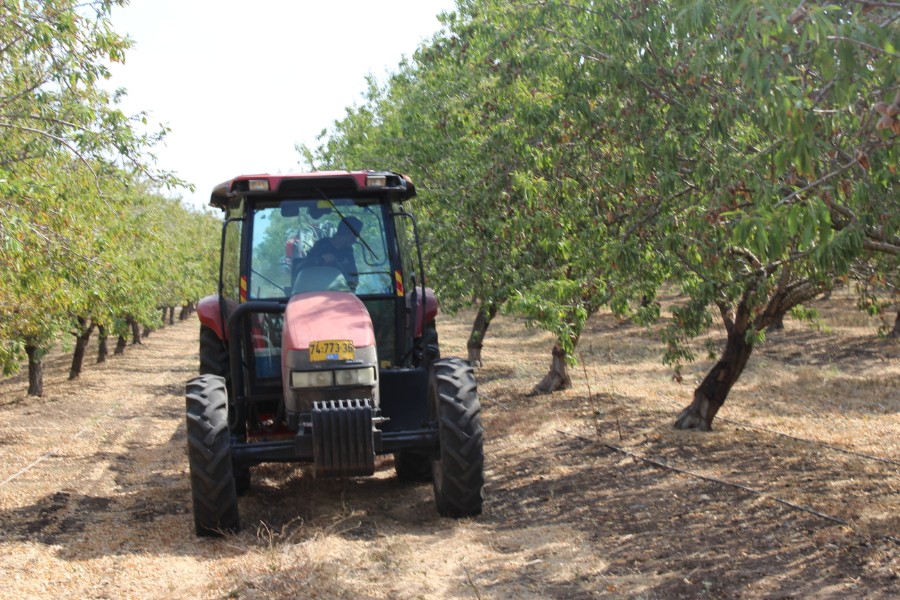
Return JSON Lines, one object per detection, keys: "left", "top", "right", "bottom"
{"left": 282, "top": 291, "right": 376, "bottom": 352}
{"left": 281, "top": 291, "right": 379, "bottom": 417}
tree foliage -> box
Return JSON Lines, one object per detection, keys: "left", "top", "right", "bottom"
{"left": 305, "top": 0, "right": 897, "bottom": 425}
{"left": 0, "top": 0, "right": 220, "bottom": 393}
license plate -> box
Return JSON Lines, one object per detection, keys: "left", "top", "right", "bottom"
{"left": 309, "top": 340, "right": 354, "bottom": 361}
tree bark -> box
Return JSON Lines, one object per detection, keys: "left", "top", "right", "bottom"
{"left": 891, "top": 308, "right": 900, "bottom": 339}
{"left": 69, "top": 317, "right": 94, "bottom": 380}
{"left": 467, "top": 301, "right": 498, "bottom": 367}
{"left": 672, "top": 273, "right": 824, "bottom": 431}
{"left": 97, "top": 325, "right": 108, "bottom": 363}
{"left": 766, "top": 312, "right": 785, "bottom": 332}
{"left": 168, "top": 306, "right": 175, "bottom": 325}
{"left": 128, "top": 316, "right": 142, "bottom": 345}
{"left": 674, "top": 327, "right": 755, "bottom": 431}
{"left": 142, "top": 325, "right": 152, "bottom": 339}
{"left": 533, "top": 339, "right": 577, "bottom": 394}
{"left": 115, "top": 335, "right": 127, "bottom": 355}
{"left": 179, "top": 304, "right": 190, "bottom": 320}
{"left": 25, "top": 345, "right": 44, "bottom": 397}
{"left": 160, "top": 307, "right": 167, "bottom": 326}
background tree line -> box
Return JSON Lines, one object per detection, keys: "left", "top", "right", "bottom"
{"left": 303, "top": 0, "right": 899, "bottom": 430}
{"left": 1, "top": 0, "right": 219, "bottom": 395}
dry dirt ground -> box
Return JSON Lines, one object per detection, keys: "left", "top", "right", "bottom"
{"left": 0, "top": 291, "right": 898, "bottom": 599}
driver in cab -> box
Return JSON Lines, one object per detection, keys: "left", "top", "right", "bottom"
{"left": 302, "top": 217, "right": 363, "bottom": 291}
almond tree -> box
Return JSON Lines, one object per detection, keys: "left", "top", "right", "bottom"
{"left": 553, "top": 0, "right": 899, "bottom": 429}
{"left": 0, "top": 0, "right": 181, "bottom": 393}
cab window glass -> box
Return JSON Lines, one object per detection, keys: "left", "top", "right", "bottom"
{"left": 393, "top": 204, "right": 418, "bottom": 295}
{"left": 220, "top": 202, "right": 243, "bottom": 302}
{"left": 248, "top": 199, "right": 393, "bottom": 299}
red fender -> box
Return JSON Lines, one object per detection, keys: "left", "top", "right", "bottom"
{"left": 407, "top": 287, "right": 439, "bottom": 337}
{"left": 196, "top": 295, "right": 238, "bottom": 341}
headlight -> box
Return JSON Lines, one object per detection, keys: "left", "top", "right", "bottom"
{"left": 292, "top": 370, "right": 334, "bottom": 388}
{"left": 291, "top": 367, "right": 376, "bottom": 389}
{"left": 334, "top": 367, "right": 376, "bottom": 386}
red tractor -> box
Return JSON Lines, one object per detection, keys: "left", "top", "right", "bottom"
{"left": 187, "top": 171, "right": 483, "bottom": 535}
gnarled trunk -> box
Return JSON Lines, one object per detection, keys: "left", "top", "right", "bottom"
{"left": 467, "top": 302, "right": 498, "bottom": 367}
{"left": 115, "top": 335, "right": 127, "bottom": 355}
{"left": 179, "top": 304, "right": 191, "bottom": 320}
{"left": 674, "top": 327, "right": 754, "bottom": 431}
{"left": 673, "top": 271, "right": 823, "bottom": 431}
{"left": 533, "top": 336, "right": 579, "bottom": 394}
{"left": 97, "top": 325, "right": 108, "bottom": 363}
{"left": 69, "top": 317, "right": 94, "bottom": 380}
{"left": 25, "top": 345, "right": 44, "bottom": 397}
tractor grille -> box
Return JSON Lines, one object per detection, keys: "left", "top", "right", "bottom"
{"left": 311, "top": 399, "right": 376, "bottom": 477}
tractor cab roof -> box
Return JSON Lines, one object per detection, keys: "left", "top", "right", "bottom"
{"left": 210, "top": 170, "right": 416, "bottom": 209}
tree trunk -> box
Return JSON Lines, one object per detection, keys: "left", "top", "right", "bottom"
{"left": 25, "top": 345, "right": 44, "bottom": 397}
{"left": 69, "top": 317, "right": 94, "bottom": 380}
{"left": 160, "top": 307, "right": 167, "bottom": 326}
{"left": 766, "top": 312, "right": 784, "bottom": 332}
{"left": 179, "top": 304, "right": 190, "bottom": 320}
{"left": 142, "top": 325, "right": 152, "bottom": 339}
{"left": 97, "top": 325, "right": 108, "bottom": 363}
{"left": 115, "top": 335, "right": 127, "bottom": 355}
{"left": 128, "top": 316, "right": 142, "bottom": 345}
{"left": 891, "top": 308, "right": 900, "bottom": 339}
{"left": 674, "top": 328, "right": 755, "bottom": 431}
{"left": 533, "top": 340, "right": 576, "bottom": 394}
{"left": 467, "top": 302, "right": 498, "bottom": 367}
{"left": 168, "top": 306, "right": 175, "bottom": 325}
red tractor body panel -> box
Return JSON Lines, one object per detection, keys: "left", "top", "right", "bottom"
{"left": 410, "top": 289, "right": 439, "bottom": 336}
{"left": 197, "top": 294, "right": 241, "bottom": 341}
{"left": 197, "top": 295, "right": 225, "bottom": 340}
{"left": 281, "top": 291, "right": 376, "bottom": 355}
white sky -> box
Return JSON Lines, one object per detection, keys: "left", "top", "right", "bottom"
{"left": 107, "top": 0, "right": 456, "bottom": 209}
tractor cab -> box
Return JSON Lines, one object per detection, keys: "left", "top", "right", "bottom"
{"left": 189, "top": 171, "right": 482, "bottom": 536}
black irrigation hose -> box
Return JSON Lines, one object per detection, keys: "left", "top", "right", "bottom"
{"left": 554, "top": 428, "right": 900, "bottom": 546}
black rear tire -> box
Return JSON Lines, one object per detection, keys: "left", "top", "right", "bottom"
{"left": 430, "top": 358, "right": 484, "bottom": 518}
{"left": 199, "top": 325, "right": 229, "bottom": 380}
{"left": 186, "top": 375, "right": 240, "bottom": 536}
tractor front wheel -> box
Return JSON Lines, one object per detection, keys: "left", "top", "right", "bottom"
{"left": 429, "top": 358, "right": 484, "bottom": 518}
{"left": 186, "top": 375, "right": 240, "bottom": 536}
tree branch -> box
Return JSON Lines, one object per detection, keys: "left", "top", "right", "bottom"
{"left": 774, "top": 156, "right": 859, "bottom": 208}
{"left": 0, "top": 122, "right": 112, "bottom": 203}
{"left": 863, "top": 239, "right": 900, "bottom": 255}
{"left": 827, "top": 35, "right": 900, "bottom": 59}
